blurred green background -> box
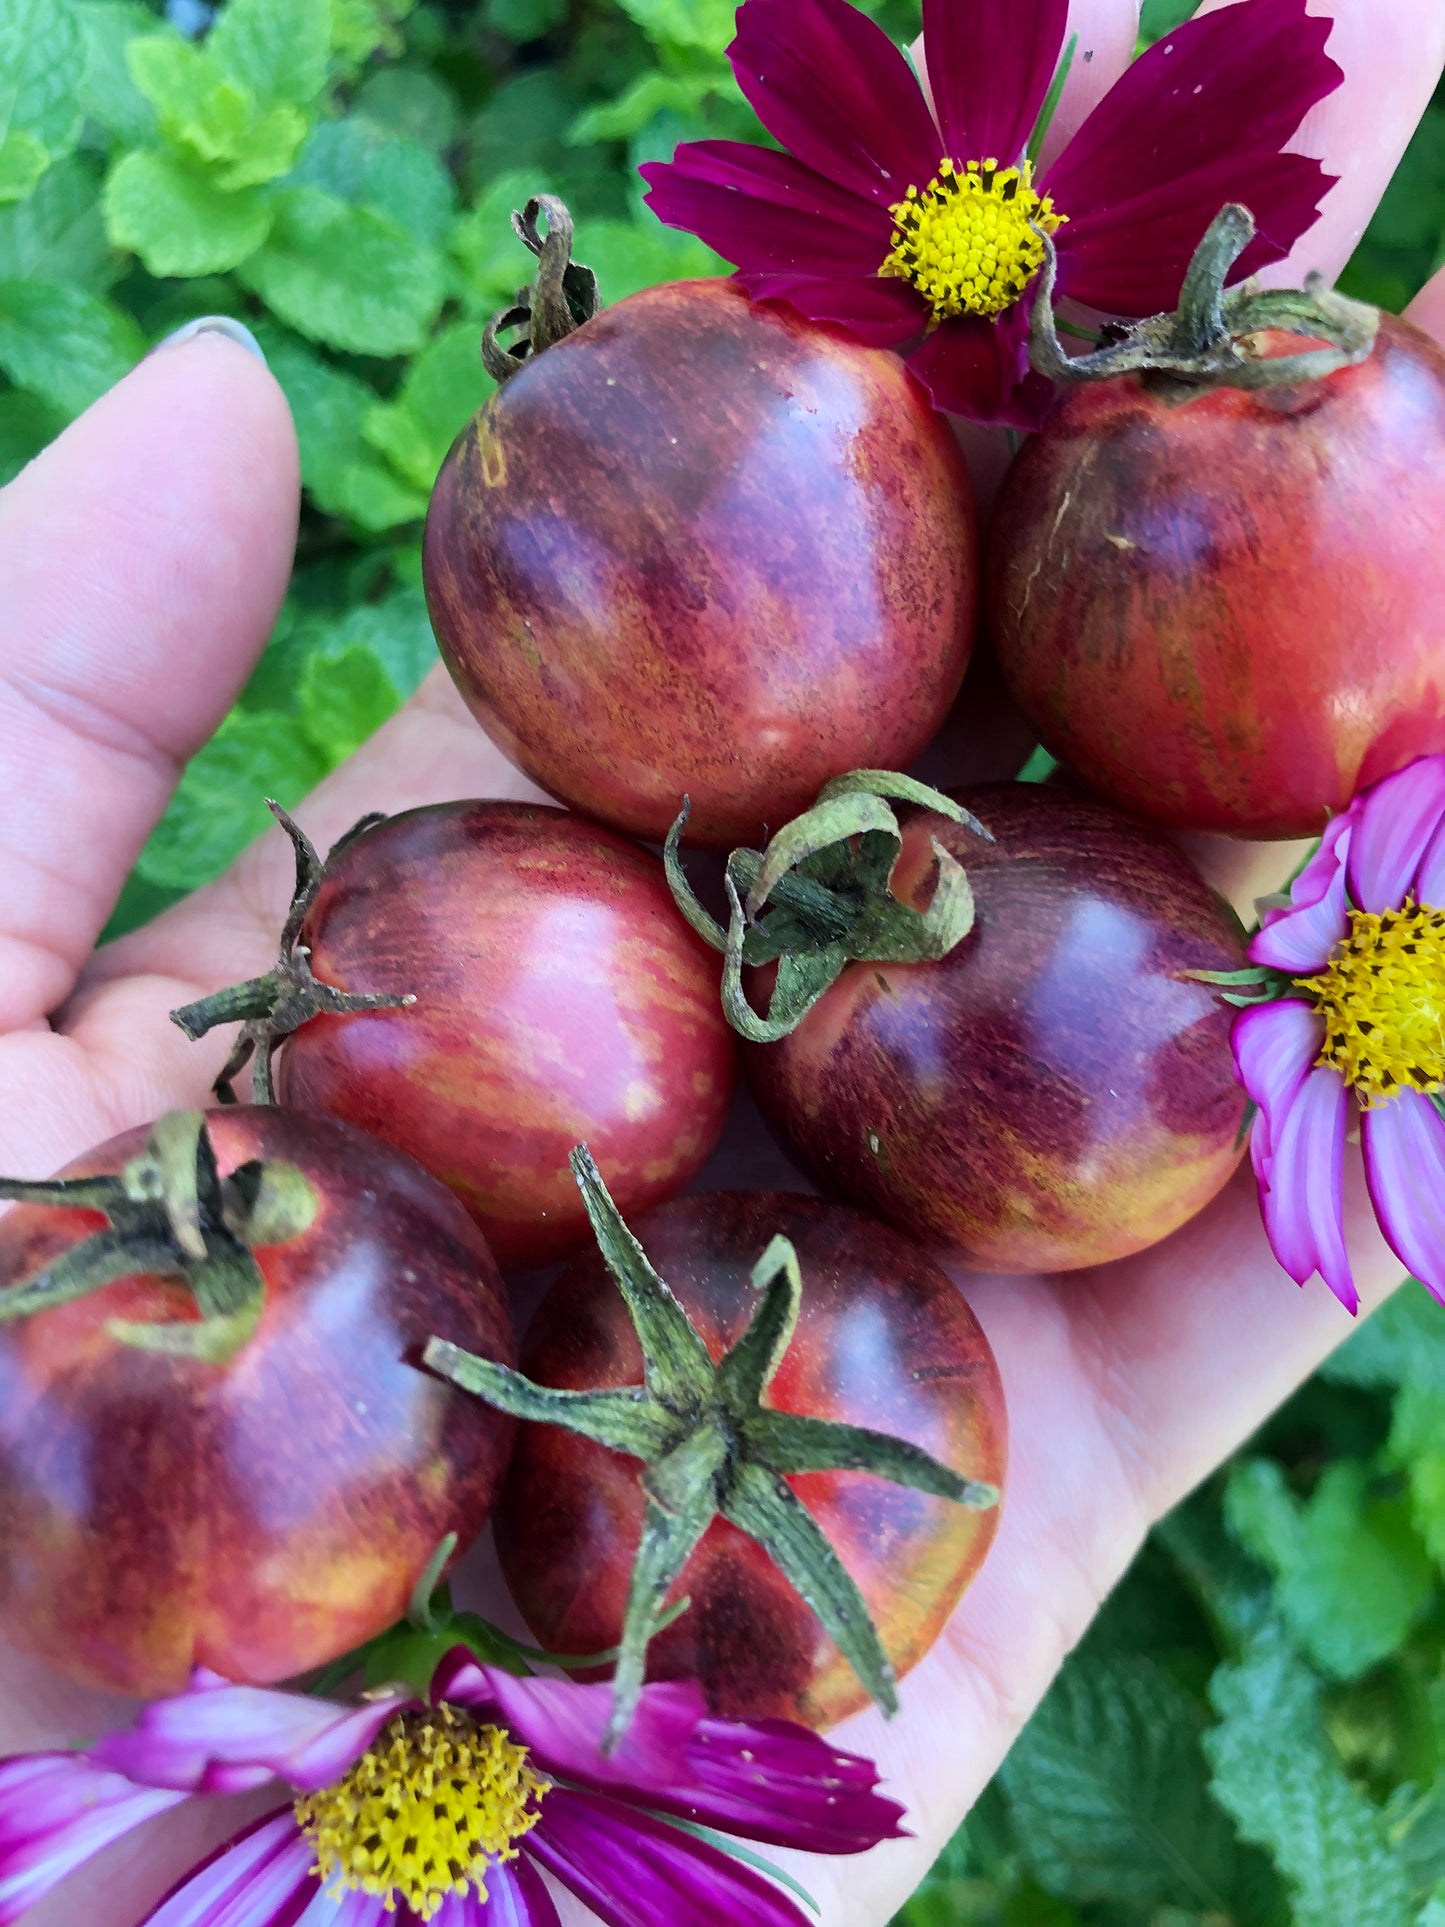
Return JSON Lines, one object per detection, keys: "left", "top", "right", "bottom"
{"left": 0, "top": 1, "right": 1442, "bottom": 1922}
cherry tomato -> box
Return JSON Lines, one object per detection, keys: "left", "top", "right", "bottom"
{"left": 0, "top": 1108, "right": 514, "bottom": 1698}
{"left": 424, "top": 279, "right": 978, "bottom": 847}
{"left": 277, "top": 802, "right": 737, "bottom": 1267}
{"left": 495, "top": 1191, "right": 1005, "bottom": 1729}
{"left": 988, "top": 316, "right": 1445, "bottom": 838}
{"left": 747, "top": 783, "right": 1249, "bottom": 1272}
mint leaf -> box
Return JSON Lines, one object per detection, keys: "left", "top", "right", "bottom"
{"left": 571, "top": 72, "right": 728, "bottom": 146}
{"left": 0, "top": 0, "right": 84, "bottom": 174}
{"left": 75, "top": 0, "right": 159, "bottom": 145}
{"left": 582, "top": 216, "right": 725, "bottom": 302}
{"left": 0, "top": 129, "right": 46, "bottom": 202}
{"left": 0, "top": 157, "right": 112, "bottom": 292}
{"left": 363, "top": 320, "right": 490, "bottom": 491}
{"left": 352, "top": 65, "right": 459, "bottom": 152}
{"left": 287, "top": 115, "right": 454, "bottom": 247}
{"left": 297, "top": 641, "right": 402, "bottom": 762}
{"left": 206, "top": 0, "right": 331, "bottom": 110}
{"left": 1324, "top": 1283, "right": 1445, "bottom": 1392}
{"left": 135, "top": 710, "right": 328, "bottom": 894}
{"left": 1390, "top": 1380, "right": 1445, "bottom": 1571}
{"left": 612, "top": 0, "right": 738, "bottom": 55}
{"left": 1207, "top": 1627, "right": 1416, "bottom": 1927}
{"left": 126, "top": 34, "right": 308, "bottom": 190}
{"left": 484, "top": 0, "right": 566, "bottom": 42}
{"left": 1226, "top": 1459, "right": 1434, "bottom": 1680}
{"left": 238, "top": 185, "right": 444, "bottom": 357}
{"left": 0, "top": 384, "right": 62, "bottom": 483}
{"left": 1421, "top": 1899, "right": 1445, "bottom": 1927}
{"left": 0, "top": 279, "right": 141, "bottom": 416}
{"left": 331, "top": 0, "right": 418, "bottom": 81}
{"left": 104, "top": 147, "right": 273, "bottom": 276}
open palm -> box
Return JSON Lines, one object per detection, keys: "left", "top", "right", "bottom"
{"left": 3, "top": 2, "right": 1444, "bottom": 1921}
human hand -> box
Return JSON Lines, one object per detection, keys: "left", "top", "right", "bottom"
{"left": 1, "top": 2, "right": 1443, "bottom": 1922}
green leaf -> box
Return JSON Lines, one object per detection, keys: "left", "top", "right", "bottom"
{"left": 1226, "top": 1459, "right": 1435, "bottom": 1681}
{"left": 126, "top": 35, "right": 308, "bottom": 189}
{"left": 570, "top": 71, "right": 725, "bottom": 145}
{"left": 1421, "top": 1898, "right": 1445, "bottom": 1927}
{"left": 0, "top": 128, "right": 46, "bottom": 201}
{"left": 329, "top": 0, "right": 416, "bottom": 80}
{"left": 484, "top": 0, "right": 566, "bottom": 42}
{"left": 104, "top": 147, "right": 273, "bottom": 276}
{"left": 0, "top": 0, "right": 84, "bottom": 170}
{"left": 0, "top": 157, "right": 112, "bottom": 292}
{"left": 286, "top": 115, "right": 454, "bottom": 247}
{"left": 1206, "top": 1626, "right": 1417, "bottom": 1927}
{"left": 1390, "top": 1380, "right": 1445, "bottom": 1571}
{"left": 612, "top": 0, "right": 738, "bottom": 55}
{"left": 1323, "top": 1283, "right": 1445, "bottom": 1393}
{"left": 206, "top": 0, "right": 331, "bottom": 110}
{"left": 579, "top": 215, "right": 725, "bottom": 302}
{"left": 135, "top": 710, "right": 328, "bottom": 894}
{"left": 237, "top": 185, "right": 444, "bottom": 357}
{"left": 362, "top": 319, "right": 490, "bottom": 491}
{"left": 0, "top": 384, "right": 62, "bottom": 483}
{"left": 0, "top": 279, "right": 141, "bottom": 415}
{"left": 75, "top": 0, "right": 159, "bottom": 145}
{"left": 296, "top": 640, "right": 400, "bottom": 761}
{"left": 351, "top": 65, "right": 460, "bottom": 153}
{"left": 998, "top": 1651, "right": 1238, "bottom": 1912}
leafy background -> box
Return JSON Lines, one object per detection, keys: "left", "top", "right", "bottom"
{"left": 0, "top": 0, "right": 1442, "bottom": 1921}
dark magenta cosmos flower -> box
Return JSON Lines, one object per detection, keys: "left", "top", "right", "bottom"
{"left": 0, "top": 1650, "right": 905, "bottom": 1925}
{"left": 641, "top": 0, "right": 1342, "bottom": 425}
{"left": 1234, "top": 757, "right": 1445, "bottom": 1317}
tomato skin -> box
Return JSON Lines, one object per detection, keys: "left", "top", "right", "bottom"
{"left": 495, "top": 1192, "right": 1005, "bottom": 1730}
{"left": 747, "top": 785, "right": 1248, "bottom": 1274}
{"left": 279, "top": 802, "right": 737, "bottom": 1267}
{"left": 987, "top": 315, "right": 1445, "bottom": 838}
{"left": 0, "top": 1108, "right": 514, "bottom": 1698}
{"left": 424, "top": 279, "right": 978, "bottom": 848}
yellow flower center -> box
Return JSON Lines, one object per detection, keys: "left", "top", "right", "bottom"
{"left": 1295, "top": 899, "right": 1445, "bottom": 1108}
{"left": 880, "top": 157, "right": 1067, "bottom": 324}
{"left": 295, "top": 1705, "right": 550, "bottom": 1920}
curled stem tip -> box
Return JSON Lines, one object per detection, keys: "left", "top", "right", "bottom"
{"left": 483, "top": 194, "right": 602, "bottom": 385}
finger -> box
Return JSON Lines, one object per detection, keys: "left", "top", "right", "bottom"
{"left": 0, "top": 331, "right": 299, "bottom": 1034}
{"left": 1192, "top": 0, "right": 1445, "bottom": 287}
{"left": 1405, "top": 258, "right": 1445, "bottom": 340}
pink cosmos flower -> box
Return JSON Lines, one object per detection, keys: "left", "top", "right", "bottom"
{"left": 0, "top": 1649, "right": 905, "bottom": 1926}
{"left": 1233, "top": 756, "right": 1445, "bottom": 1316}
{"left": 641, "top": 0, "right": 1341, "bottom": 426}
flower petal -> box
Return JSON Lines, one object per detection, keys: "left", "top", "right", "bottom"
{"left": 726, "top": 0, "right": 940, "bottom": 206}
{"left": 0, "top": 1755, "right": 184, "bottom": 1926}
{"left": 94, "top": 1672, "right": 413, "bottom": 1797}
{"left": 528, "top": 1790, "right": 809, "bottom": 1927}
{"left": 471, "top": 1858, "right": 561, "bottom": 1927}
{"left": 738, "top": 270, "right": 924, "bottom": 348}
{"left": 1346, "top": 755, "right": 1445, "bottom": 913}
{"left": 1251, "top": 818, "right": 1352, "bottom": 974}
{"left": 1233, "top": 997, "right": 1322, "bottom": 1174}
{"left": 1044, "top": 0, "right": 1340, "bottom": 313}
{"left": 640, "top": 141, "right": 894, "bottom": 278}
{"left": 905, "top": 308, "right": 1053, "bottom": 427}
{"left": 922, "top": 0, "right": 1068, "bottom": 166}
{"left": 1362, "top": 1093, "right": 1445, "bottom": 1306}
{"left": 140, "top": 1808, "right": 320, "bottom": 1927}
{"left": 1416, "top": 809, "right": 1445, "bottom": 909}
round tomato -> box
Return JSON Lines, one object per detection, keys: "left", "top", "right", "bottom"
{"left": 0, "top": 1108, "right": 514, "bottom": 1698}
{"left": 495, "top": 1191, "right": 1005, "bottom": 1729}
{"left": 424, "top": 279, "right": 978, "bottom": 847}
{"left": 268, "top": 802, "right": 737, "bottom": 1267}
{"left": 987, "top": 315, "right": 1445, "bottom": 838}
{"left": 747, "top": 783, "right": 1249, "bottom": 1272}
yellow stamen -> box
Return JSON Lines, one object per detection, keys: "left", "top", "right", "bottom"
{"left": 295, "top": 1705, "right": 550, "bottom": 1920}
{"left": 880, "top": 156, "right": 1067, "bottom": 324}
{"left": 1296, "top": 898, "right": 1445, "bottom": 1108}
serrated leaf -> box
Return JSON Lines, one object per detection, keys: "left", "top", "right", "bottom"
{"left": 136, "top": 710, "right": 328, "bottom": 893}
{"left": 1226, "top": 1459, "right": 1434, "bottom": 1681}
{"left": 0, "top": 128, "right": 46, "bottom": 201}
{"left": 1206, "top": 1627, "right": 1416, "bottom": 1927}
{"left": 286, "top": 115, "right": 454, "bottom": 247}
{"left": 0, "top": 157, "right": 112, "bottom": 292}
{"left": 206, "top": 0, "right": 331, "bottom": 110}
{"left": 104, "top": 147, "right": 272, "bottom": 276}
{"left": 0, "top": 384, "right": 62, "bottom": 483}
{"left": 0, "top": 0, "right": 84, "bottom": 166}
{"left": 238, "top": 185, "right": 444, "bottom": 357}
{"left": 0, "top": 279, "right": 141, "bottom": 415}
{"left": 297, "top": 641, "right": 401, "bottom": 761}
{"left": 998, "top": 1652, "right": 1238, "bottom": 1913}
{"left": 363, "top": 319, "right": 489, "bottom": 490}
{"left": 613, "top": 0, "right": 738, "bottom": 54}
{"left": 126, "top": 35, "right": 308, "bottom": 189}
{"left": 76, "top": 0, "right": 159, "bottom": 145}
{"left": 570, "top": 71, "right": 724, "bottom": 146}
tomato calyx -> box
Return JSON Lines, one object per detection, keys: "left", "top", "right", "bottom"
{"left": 481, "top": 194, "right": 602, "bottom": 386}
{"left": 666, "top": 769, "right": 992, "bottom": 1043}
{"left": 0, "top": 1109, "right": 317, "bottom": 1361}
{"left": 1029, "top": 202, "right": 1379, "bottom": 395}
{"left": 424, "top": 1145, "right": 999, "bottom": 1748}
{"left": 170, "top": 803, "right": 417, "bottom": 1103}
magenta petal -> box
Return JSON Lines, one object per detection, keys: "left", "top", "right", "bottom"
{"left": 528, "top": 1790, "right": 809, "bottom": 1927}
{"left": 906, "top": 308, "right": 1053, "bottom": 428}
{"left": 678, "top": 1718, "right": 907, "bottom": 1852}
{"left": 140, "top": 1808, "right": 317, "bottom": 1927}
{"left": 1346, "top": 755, "right": 1445, "bottom": 913}
{"left": 1417, "top": 810, "right": 1445, "bottom": 908}
{"left": 94, "top": 1674, "right": 413, "bottom": 1798}
{"left": 640, "top": 142, "right": 893, "bottom": 278}
{"left": 469, "top": 1858, "right": 560, "bottom": 1927}
{"left": 1233, "top": 998, "right": 1323, "bottom": 1173}
{"left": 727, "top": 0, "right": 940, "bottom": 206}
{"left": 1052, "top": 149, "right": 1333, "bottom": 317}
{"left": 1362, "top": 1093, "right": 1445, "bottom": 1306}
{"left": 1251, "top": 819, "right": 1352, "bottom": 974}
{"left": 0, "top": 1755, "right": 184, "bottom": 1926}
{"left": 922, "top": 0, "right": 1068, "bottom": 166}
{"left": 738, "top": 270, "right": 924, "bottom": 348}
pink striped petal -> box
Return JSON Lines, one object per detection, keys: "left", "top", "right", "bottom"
{"left": 1362, "top": 1092, "right": 1445, "bottom": 1306}
{"left": 1251, "top": 818, "right": 1352, "bottom": 974}
{"left": 922, "top": 0, "right": 1068, "bottom": 168}
{"left": 140, "top": 1809, "right": 319, "bottom": 1927}
{"left": 1346, "top": 755, "right": 1445, "bottom": 913}
{"left": 0, "top": 1755, "right": 184, "bottom": 1925}
{"left": 1416, "top": 809, "right": 1445, "bottom": 908}
{"left": 470, "top": 1859, "right": 560, "bottom": 1927}
{"left": 1232, "top": 998, "right": 1324, "bottom": 1173}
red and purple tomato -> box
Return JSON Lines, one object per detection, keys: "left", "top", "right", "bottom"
{"left": 987, "top": 315, "right": 1445, "bottom": 838}
{"left": 496, "top": 1191, "right": 1006, "bottom": 1730}
{"left": 424, "top": 279, "right": 979, "bottom": 847}
{"left": 747, "top": 784, "right": 1249, "bottom": 1273}
{"left": 276, "top": 802, "right": 737, "bottom": 1267}
{"left": 0, "top": 1108, "right": 514, "bottom": 1698}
